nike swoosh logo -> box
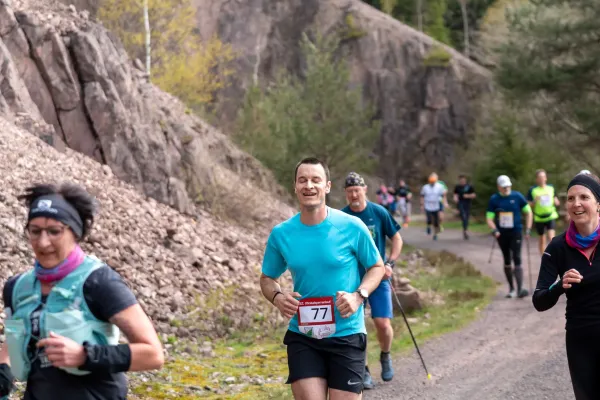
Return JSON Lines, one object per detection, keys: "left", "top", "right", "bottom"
{"left": 347, "top": 380, "right": 361, "bottom": 386}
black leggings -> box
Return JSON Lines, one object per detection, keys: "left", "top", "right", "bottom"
{"left": 497, "top": 231, "right": 522, "bottom": 266}
{"left": 566, "top": 329, "right": 600, "bottom": 399}
{"left": 458, "top": 202, "right": 471, "bottom": 231}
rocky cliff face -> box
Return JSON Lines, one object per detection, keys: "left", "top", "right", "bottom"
{"left": 195, "top": 0, "right": 493, "bottom": 182}
{"left": 0, "top": 0, "right": 291, "bottom": 222}
{"left": 0, "top": 116, "right": 293, "bottom": 339}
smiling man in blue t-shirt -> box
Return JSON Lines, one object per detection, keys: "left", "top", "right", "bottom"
{"left": 341, "top": 172, "right": 403, "bottom": 389}
{"left": 260, "top": 157, "right": 385, "bottom": 400}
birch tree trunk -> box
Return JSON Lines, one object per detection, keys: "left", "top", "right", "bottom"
{"left": 459, "top": 0, "right": 470, "bottom": 57}
{"left": 417, "top": 0, "right": 423, "bottom": 32}
{"left": 143, "top": 0, "right": 151, "bottom": 77}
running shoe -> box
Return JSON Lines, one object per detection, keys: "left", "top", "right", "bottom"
{"left": 381, "top": 352, "right": 394, "bottom": 382}
{"left": 518, "top": 289, "right": 529, "bottom": 298}
{"left": 505, "top": 290, "right": 516, "bottom": 298}
{"left": 363, "top": 366, "right": 374, "bottom": 389}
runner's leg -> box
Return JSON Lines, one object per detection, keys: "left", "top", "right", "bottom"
{"left": 566, "top": 330, "right": 600, "bottom": 400}
{"left": 547, "top": 220, "right": 557, "bottom": 248}
{"left": 329, "top": 389, "right": 363, "bottom": 400}
{"left": 426, "top": 211, "right": 432, "bottom": 235}
{"left": 433, "top": 211, "right": 440, "bottom": 236}
{"left": 405, "top": 202, "right": 411, "bottom": 225}
{"left": 498, "top": 234, "right": 514, "bottom": 293}
{"left": 511, "top": 232, "right": 526, "bottom": 296}
{"left": 292, "top": 379, "right": 328, "bottom": 400}
{"left": 464, "top": 202, "right": 471, "bottom": 232}
{"left": 284, "top": 331, "right": 328, "bottom": 400}
{"left": 327, "top": 334, "right": 366, "bottom": 399}
{"left": 370, "top": 281, "right": 394, "bottom": 381}
{"left": 536, "top": 222, "right": 546, "bottom": 255}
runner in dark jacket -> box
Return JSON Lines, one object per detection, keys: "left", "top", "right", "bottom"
{"left": 533, "top": 173, "right": 600, "bottom": 400}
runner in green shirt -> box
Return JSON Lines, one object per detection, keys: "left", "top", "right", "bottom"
{"left": 527, "top": 169, "right": 560, "bottom": 254}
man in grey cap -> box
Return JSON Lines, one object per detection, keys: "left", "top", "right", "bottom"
{"left": 486, "top": 175, "right": 533, "bottom": 298}
{"left": 341, "top": 172, "right": 403, "bottom": 388}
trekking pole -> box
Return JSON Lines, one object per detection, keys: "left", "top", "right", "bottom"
{"left": 488, "top": 236, "right": 496, "bottom": 264}
{"left": 389, "top": 278, "right": 432, "bottom": 380}
{"left": 526, "top": 236, "right": 533, "bottom": 292}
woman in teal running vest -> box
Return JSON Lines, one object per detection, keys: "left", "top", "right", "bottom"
{"left": 0, "top": 182, "right": 164, "bottom": 400}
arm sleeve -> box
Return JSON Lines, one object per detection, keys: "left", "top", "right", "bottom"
{"left": 354, "top": 220, "right": 381, "bottom": 269}
{"left": 261, "top": 230, "right": 287, "bottom": 279}
{"left": 532, "top": 242, "right": 565, "bottom": 311}
{"left": 84, "top": 267, "right": 138, "bottom": 322}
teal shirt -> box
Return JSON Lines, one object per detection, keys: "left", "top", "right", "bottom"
{"left": 341, "top": 202, "right": 400, "bottom": 261}
{"left": 262, "top": 207, "right": 381, "bottom": 337}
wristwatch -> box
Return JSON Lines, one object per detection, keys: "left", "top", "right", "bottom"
{"left": 356, "top": 288, "right": 369, "bottom": 301}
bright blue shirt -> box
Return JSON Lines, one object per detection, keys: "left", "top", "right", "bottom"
{"left": 341, "top": 202, "right": 400, "bottom": 261}
{"left": 262, "top": 207, "right": 381, "bottom": 337}
{"left": 486, "top": 191, "right": 530, "bottom": 232}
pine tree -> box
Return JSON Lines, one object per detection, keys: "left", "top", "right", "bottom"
{"left": 495, "top": 0, "right": 600, "bottom": 163}
{"left": 235, "top": 34, "right": 380, "bottom": 191}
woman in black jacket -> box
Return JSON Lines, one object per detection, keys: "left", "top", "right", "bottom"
{"left": 533, "top": 173, "right": 600, "bottom": 400}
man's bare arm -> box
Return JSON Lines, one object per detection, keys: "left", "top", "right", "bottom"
{"left": 260, "top": 273, "right": 282, "bottom": 304}
{"left": 388, "top": 232, "right": 403, "bottom": 262}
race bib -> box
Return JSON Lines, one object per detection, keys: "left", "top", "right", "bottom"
{"left": 499, "top": 212, "right": 514, "bottom": 228}
{"left": 297, "top": 297, "right": 336, "bottom": 339}
{"left": 540, "top": 195, "right": 552, "bottom": 207}
{"left": 425, "top": 200, "right": 439, "bottom": 211}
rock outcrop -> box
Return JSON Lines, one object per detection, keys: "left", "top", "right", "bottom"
{"left": 195, "top": 0, "right": 493, "bottom": 182}
{"left": 0, "top": 0, "right": 291, "bottom": 220}
{"left": 0, "top": 116, "right": 293, "bottom": 339}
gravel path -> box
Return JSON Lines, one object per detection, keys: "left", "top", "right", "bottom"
{"left": 365, "top": 227, "right": 574, "bottom": 400}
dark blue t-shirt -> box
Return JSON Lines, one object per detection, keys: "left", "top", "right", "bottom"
{"left": 486, "top": 191, "right": 529, "bottom": 232}
{"left": 341, "top": 201, "right": 401, "bottom": 260}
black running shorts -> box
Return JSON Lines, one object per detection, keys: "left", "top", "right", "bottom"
{"left": 283, "top": 330, "right": 367, "bottom": 394}
{"left": 535, "top": 219, "right": 557, "bottom": 236}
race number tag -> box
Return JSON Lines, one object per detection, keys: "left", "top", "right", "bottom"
{"left": 499, "top": 212, "right": 514, "bottom": 228}
{"left": 425, "top": 200, "right": 439, "bottom": 211}
{"left": 297, "top": 297, "right": 336, "bottom": 339}
{"left": 540, "top": 195, "right": 552, "bottom": 207}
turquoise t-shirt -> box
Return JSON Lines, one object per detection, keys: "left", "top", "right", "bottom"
{"left": 341, "top": 201, "right": 400, "bottom": 261}
{"left": 262, "top": 207, "right": 381, "bottom": 338}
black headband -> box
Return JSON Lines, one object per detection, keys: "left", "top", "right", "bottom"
{"left": 28, "top": 194, "right": 84, "bottom": 238}
{"left": 567, "top": 174, "right": 600, "bottom": 202}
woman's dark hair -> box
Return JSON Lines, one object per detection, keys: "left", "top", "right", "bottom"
{"left": 18, "top": 182, "right": 98, "bottom": 240}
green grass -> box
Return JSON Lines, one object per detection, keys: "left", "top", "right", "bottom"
{"left": 130, "top": 250, "right": 496, "bottom": 399}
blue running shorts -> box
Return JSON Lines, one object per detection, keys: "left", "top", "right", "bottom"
{"left": 368, "top": 279, "right": 393, "bottom": 319}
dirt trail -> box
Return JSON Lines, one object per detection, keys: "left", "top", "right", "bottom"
{"left": 366, "top": 227, "right": 573, "bottom": 400}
